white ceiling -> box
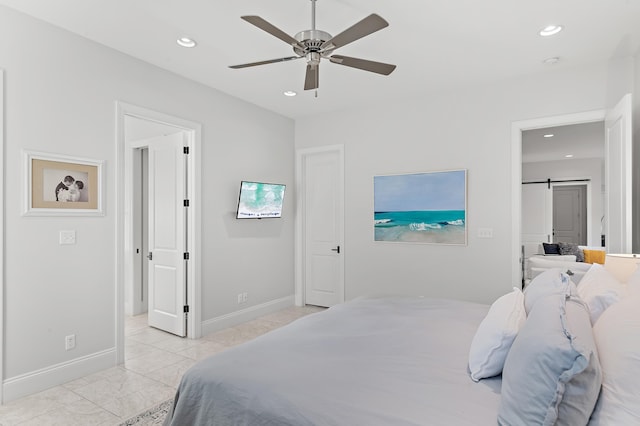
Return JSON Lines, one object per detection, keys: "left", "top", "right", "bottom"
{"left": 522, "top": 121, "right": 604, "bottom": 163}
{"left": 1, "top": 0, "right": 639, "bottom": 120}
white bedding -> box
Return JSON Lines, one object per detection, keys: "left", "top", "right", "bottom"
{"left": 164, "top": 296, "right": 501, "bottom": 425}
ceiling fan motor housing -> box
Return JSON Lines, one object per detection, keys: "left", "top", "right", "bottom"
{"left": 294, "top": 29, "right": 332, "bottom": 58}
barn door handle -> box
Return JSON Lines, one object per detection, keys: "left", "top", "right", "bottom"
{"left": 331, "top": 246, "right": 340, "bottom": 254}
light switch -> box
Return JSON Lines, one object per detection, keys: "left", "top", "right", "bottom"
{"left": 60, "top": 230, "right": 76, "bottom": 245}
{"left": 477, "top": 228, "right": 494, "bottom": 239}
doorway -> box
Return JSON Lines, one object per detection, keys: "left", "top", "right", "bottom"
{"left": 130, "top": 132, "right": 189, "bottom": 336}
{"left": 512, "top": 94, "right": 633, "bottom": 284}
{"left": 115, "top": 102, "right": 202, "bottom": 364}
{"left": 512, "top": 109, "right": 605, "bottom": 284}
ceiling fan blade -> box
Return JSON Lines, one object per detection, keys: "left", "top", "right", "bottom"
{"left": 329, "top": 55, "right": 396, "bottom": 75}
{"left": 229, "top": 56, "right": 302, "bottom": 69}
{"left": 241, "top": 16, "right": 303, "bottom": 49}
{"left": 304, "top": 65, "right": 319, "bottom": 90}
{"left": 320, "top": 14, "right": 388, "bottom": 51}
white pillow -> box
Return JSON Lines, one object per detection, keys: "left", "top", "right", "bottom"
{"left": 590, "top": 295, "right": 640, "bottom": 425}
{"left": 468, "top": 287, "right": 526, "bottom": 382}
{"left": 499, "top": 294, "right": 601, "bottom": 425}
{"left": 524, "top": 269, "right": 574, "bottom": 314}
{"left": 577, "top": 264, "right": 623, "bottom": 324}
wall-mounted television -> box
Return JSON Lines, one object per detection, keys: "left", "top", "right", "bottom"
{"left": 236, "top": 181, "right": 286, "bottom": 219}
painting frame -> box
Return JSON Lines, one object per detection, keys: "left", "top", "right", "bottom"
{"left": 374, "top": 169, "right": 467, "bottom": 245}
{"left": 23, "top": 150, "right": 104, "bottom": 216}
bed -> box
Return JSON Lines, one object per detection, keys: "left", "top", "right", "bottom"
{"left": 163, "top": 297, "right": 502, "bottom": 425}
{"left": 164, "top": 275, "right": 640, "bottom": 426}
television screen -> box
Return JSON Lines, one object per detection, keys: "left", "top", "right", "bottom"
{"left": 236, "top": 181, "right": 286, "bottom": 219}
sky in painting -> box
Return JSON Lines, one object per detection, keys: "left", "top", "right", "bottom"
{"left": 374, "top": 170, "right": 466, "bottom": 212}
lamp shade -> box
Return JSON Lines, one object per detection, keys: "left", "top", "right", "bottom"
{"left": 604, "top": 254, "right": 640, "bottom": 283}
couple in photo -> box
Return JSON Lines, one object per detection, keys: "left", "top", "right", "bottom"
{"left": 55, "top": 175, "right": 84, "bottom": 202}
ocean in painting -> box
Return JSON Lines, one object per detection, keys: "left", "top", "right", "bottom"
{"left": 374, "top": 210, "right": 466, "bottom": 244}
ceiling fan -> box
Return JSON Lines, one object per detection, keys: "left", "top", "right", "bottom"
{"left": 229, "top": 0, "right": 396, "bottom": 91}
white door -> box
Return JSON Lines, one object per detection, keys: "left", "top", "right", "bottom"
{"left": 521, "top": 182, "right": 552, "bottom": 250}
{"left": 301, "top": 147, "right": 344, "bottom": 307}
{"left": 553, "top": 185, "right": 586, "bottom": 244}
{"left": 147, "top": 133, "right": 187, "bottom": 336}
{"left": 604, "top": 94, "right": 632, "bottom": 253}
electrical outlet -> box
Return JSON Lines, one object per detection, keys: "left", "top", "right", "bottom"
{"left": 242, "top": 292, "right": 248, "bottom": 303}
{"left": 237, "top": 294, "right": 243, "bottom": 304}
{"left": 65, "top": 334, "right": 76, "bottom": 351}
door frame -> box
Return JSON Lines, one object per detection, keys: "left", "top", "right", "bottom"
{"left": 294, "top": 144, "right": 345, "bottom": 306}
{"left": 511, "top": 109, "right": 605, "bottom": 285}
{"left": 116, "top": 101, "right": 202, "bottom": 363}
{"left": 604, "top": 94, "right": 633, "bottom": 253}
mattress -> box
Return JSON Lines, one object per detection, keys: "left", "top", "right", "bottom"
{"left": 164, "top": 296, "right": 502, "bottom": 425}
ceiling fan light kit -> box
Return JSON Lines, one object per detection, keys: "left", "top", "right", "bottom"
{"left": 229, "top": 0, "right": 396, "bottom": 91}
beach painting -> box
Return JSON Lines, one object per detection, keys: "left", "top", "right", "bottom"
{"left": 374, "top": 170, "right": 467, "bottom": 244}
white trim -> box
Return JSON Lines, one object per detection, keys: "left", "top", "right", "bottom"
{"left": 604, "top": 93, "right": 633, "bottom": 253}
{"left": 2, "top": 349, "right": 115, "bottom": 403}
{"left": 0, "top": 68, "right": 5, "bottom": 404}
{"left": 294, "top": 145, "right": 345, "bottom": 307}
{"left": 116, "top": 101, "right": 202, "bottom": 365}
{"left": 511, "top": 109, "right": 606, "bottom": 285}
{"left": 201, "top": 296, "right": 294, "bottom": 336}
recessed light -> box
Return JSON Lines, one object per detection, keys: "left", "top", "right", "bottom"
{"left": 543, "top": 57, "right": 560, "bottom": 65}
{"left": 283, "top": 90, "right": 297, "bottom": 97}
{"left": 177, "top": 37, "right": 197, "bottom": 48}
{"left": 539, "top": 25, "right": 563, "bottom": 37}
{"left": 565, "top": 154, "right": 574, "bottom": 158}
{"left": 543, "top": 133, "right": 554, "bottom": 138}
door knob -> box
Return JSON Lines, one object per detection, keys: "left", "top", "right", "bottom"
{"left": 331, "top": 246, "right": 340, "bottom": 254}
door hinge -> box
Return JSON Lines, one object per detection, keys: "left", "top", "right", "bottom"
{"left": 183, "top": 305, "right": 189, "bottom": 313}
{"left": 184, "top": 252, "right": 190, "bottom": 260}
{"left": 183, "top": 146, "right": 189, "bottom": 154}
{"left": 183, "top": 199, "right": 190, "bottom": 207}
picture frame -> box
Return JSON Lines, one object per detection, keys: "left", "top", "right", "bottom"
{"left": 23, "top": 150, "right": 104, "bottom": 216}
{"left": 374, "top": 169, "right": 467, "bottom": 245}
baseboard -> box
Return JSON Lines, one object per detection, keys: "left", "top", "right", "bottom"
{"left": 2, "top": 348, "right": 116, "bottom": 403}
{"left": 201, "top": 295, "right": 294, "bottom": 336}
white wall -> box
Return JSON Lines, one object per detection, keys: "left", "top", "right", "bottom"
{"left": 522, "top": 158, "right": 604, "bottom": 247}
{"left": 0, "top": 6, "right": 294, "bottom": 400}
{"left": 295, "top": 64, "right": 610, "bottom": 305}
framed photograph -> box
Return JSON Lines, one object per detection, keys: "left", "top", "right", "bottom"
{"left": 374, "top": 169, "right": 467, "bottom": 245}
{"left": 24, "top": 151, "right": 104, "bottom": 216}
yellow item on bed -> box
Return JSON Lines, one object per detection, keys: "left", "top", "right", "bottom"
{"left": 583, "top": 249, "right": 606, "bottom": 264}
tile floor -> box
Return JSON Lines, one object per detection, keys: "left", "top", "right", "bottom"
{"left": 0, "top": 305, "right": 325, "bottom": 425}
